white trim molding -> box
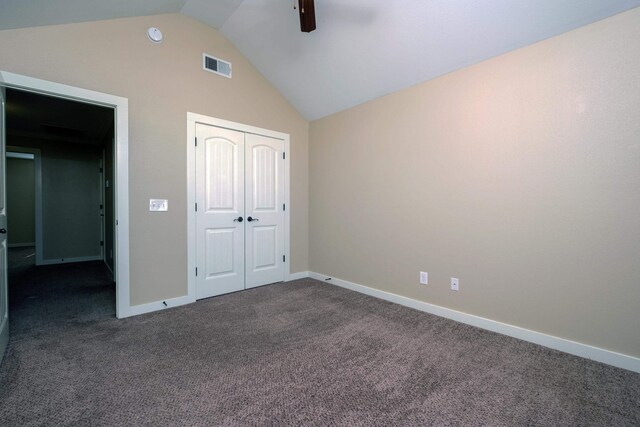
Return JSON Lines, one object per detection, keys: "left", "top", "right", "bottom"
{"left": 308, "top": 272, "right": 640, "bottom": 374}
{"left": 286, "top": 271, "right": 309, "bottom": 281}
{"left": 124, "top": 294, "right": 194, "bottom": 317}
{"left": 38, "top": 256, "right": 102, "bottom": 266}
{"left": 6, "top": 152, "right": 34, "bottom": 160}
{"left": 186, "top": 112, "right": 293, "bottom": 303}
{"left": 0, "top": 70, "right": 131, "bottom": 319}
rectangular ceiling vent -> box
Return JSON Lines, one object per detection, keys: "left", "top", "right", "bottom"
{"left": 203, "top": 54, "right": 232, "bottom": 78}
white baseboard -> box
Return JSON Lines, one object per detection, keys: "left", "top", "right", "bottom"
{"left": 309, "top": 272, "right": 640, "bottom": 374}
{"left": 8, "top": 242, "right": 35, "bottom": 248}
{"left": 118, "top": 271, "right": 309, "bottom": 319}
{"left": 38, "top": 255, "right": 102, "bottom": 266}
{"left": 286, "top": 271, "right": 310, "bottom": 281}
{"left": 118, "top": 294, "right": 195, "bottom": 318}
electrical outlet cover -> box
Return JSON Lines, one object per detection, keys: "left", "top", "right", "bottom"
{"left": 420, "top": 271, "right": 428, "bottom": 285}
{"left": 451, "top": 277, "right": 459, "bottom": 291}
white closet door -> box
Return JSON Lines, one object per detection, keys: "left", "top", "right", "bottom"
{"left": 195, "top": 124, "right": 245, "bottom": 299}
{"left": 0, "top": 85, "right": 8, "bottom": 362}
{"left": 244, "top": 133, "right": 285, "bottom": 289}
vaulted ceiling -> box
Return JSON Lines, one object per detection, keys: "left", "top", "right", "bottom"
{"left": 1, "top": 0, "right": 639, "bottom": 120}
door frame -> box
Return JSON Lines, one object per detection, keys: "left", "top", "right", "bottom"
{"left": 0, "top": 70, "right": 131, "bottom": 318}
{"left": 186, "top": 112, "right": 292, "bottom": 301}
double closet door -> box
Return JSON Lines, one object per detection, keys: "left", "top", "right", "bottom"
{"left": 195, "top": 123, "right": 285, "bottom": 300}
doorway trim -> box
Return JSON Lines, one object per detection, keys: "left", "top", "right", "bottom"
{"left": 186, "top": 112, "right": 292, "bottom": 302}
{"left": 0, "top": 70, "right": 131, "bottom": 318}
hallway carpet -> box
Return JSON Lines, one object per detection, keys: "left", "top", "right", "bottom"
{"left": 0, "top": 257, "right": 638, "bottom": 425}
{"left": 5, "top": 247, "right": 115, "bottom": 339}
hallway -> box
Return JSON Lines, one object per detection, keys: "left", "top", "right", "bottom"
{"left": 7, "top": 247, "right": 115, "bottom": 337}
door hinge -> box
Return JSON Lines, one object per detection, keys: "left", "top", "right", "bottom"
{"left": 283, "top": 152, "right": 286, "bottom": 160}
{"left": 195, "top": 137, "right": 198, "bottom": 147}
{"left": 283, "top": 255, "right": 286, "bottom": 262}
{"left": 100, "top": 241, "right": 104, "bottom": 247}
{"left": 195, "top": 203, "right": 198, "bottom": 212}
{"left": 99, "top": 204, "right": 103, "bottom": 210}
{"left": 99, "top": 167, "right": 103, "bottom": 173}
{"left": 283, "top": 203, "right": 286, "bottom": 211}
{"left": 195, "top": 267, "right": 198, "bottom": 276}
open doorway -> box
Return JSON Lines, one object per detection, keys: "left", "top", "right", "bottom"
{"left": 5, "top": 88, "right": 117, "bottom": 321}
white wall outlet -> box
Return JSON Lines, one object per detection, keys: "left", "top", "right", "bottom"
{"left": 419, "top": 271, "right": 428, "bottom": 285}
{"left": 451, "top": 277, "right": 459, "bottom": 291}
{"left": 149, "top": 199, "right": 168, "bottom": 212}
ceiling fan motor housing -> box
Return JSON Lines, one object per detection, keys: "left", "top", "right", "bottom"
{"left": 299, "top": 0, "right": 316, "bottom": 32}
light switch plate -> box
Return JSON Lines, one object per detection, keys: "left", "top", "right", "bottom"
{"left": 149, "top": 199, "right": 168, "bottom": 212}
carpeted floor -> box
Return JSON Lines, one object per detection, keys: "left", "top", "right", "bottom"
{"left": 5, "top": 247, "right": 115, "bottom": 338}
{"left": 0, "top": 250, "right": 639, "bottom": 426}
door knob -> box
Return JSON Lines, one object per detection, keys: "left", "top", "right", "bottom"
{"left": 0, "top": 228, "right": 5, "bottom": 234}
{"left": 233, "top": 217, "right": 243, "bottom": 222}
{"left": 247, "top": 216, "right": 259, "bottom": 222}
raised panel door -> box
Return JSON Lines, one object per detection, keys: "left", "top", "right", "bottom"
{"left": 195, "top": 124, "right": 245, "bottom": 299}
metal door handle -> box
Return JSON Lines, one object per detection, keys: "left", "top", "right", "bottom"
{"left": 0, "top": 229, "right": 5, "bottom": 234}
{"left": 233, "top": 217, "right": 243, "bottom": 222}
{"left": 247, "top": 216, "right": 259, "bottom": 222}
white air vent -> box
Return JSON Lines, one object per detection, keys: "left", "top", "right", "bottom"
{"left": 203, "top": 54, "right": 232, "bottom": 78}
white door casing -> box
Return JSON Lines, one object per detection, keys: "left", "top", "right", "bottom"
{"left": 195, "top": 124, "right": 246, "bottom": 299}
{"left": 0, "top": 84, "right": 9, "bottom": 362}
{"left": 0, "top": 71, "right": 131, "bottom": 318}
{"left": 245, "top": 133, "right": 285, "bottom": 289}
{"left": 191, "top": 119, "right": 287, "bottom": 299}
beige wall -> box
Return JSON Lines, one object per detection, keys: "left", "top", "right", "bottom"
{"left": 0, "top": 13, "right": 309, "bottom": 304}
{"left": 6, "top": 157, "right": 35, "bottom": 245}
{"left": 42, "top": 143, "right": 102, "bottom": 261}
{"left": 310, "top": 9, "right": 640, "bottom": 358}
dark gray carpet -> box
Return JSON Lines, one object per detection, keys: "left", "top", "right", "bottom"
{"left": 5, "top": 247, "right": 115, "bottom": 339}
{"left": 0, "top": 253, "right": 638, "bottom": 426}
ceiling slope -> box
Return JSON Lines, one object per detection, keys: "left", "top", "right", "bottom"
{"left": 218, "top": 0, "right": 640, "bottom": 120}
{"left": 0, "top": 0, "right": 186, "bottom": 30}
{"left": 180, "top": 0, "right": 243, "bottom": 29}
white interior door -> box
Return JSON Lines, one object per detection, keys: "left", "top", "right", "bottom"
{"left": 195, "top": 124, "right": 245, "bottom": 299}
{"left": 194, "top": 122, "right": 286, "bottom": 299}
{"left": 245, "top": 133, "right": 285, "bottom": 289}
{"left": 0, "top": 85, "right": 8, "bottom": 362}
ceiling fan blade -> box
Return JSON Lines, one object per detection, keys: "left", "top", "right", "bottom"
{"left": 298, "top": 0, "right": 316, "bottom": 33}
